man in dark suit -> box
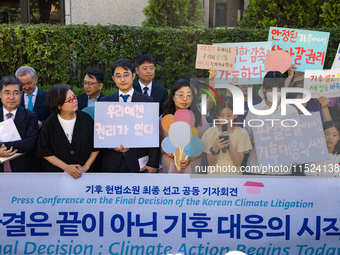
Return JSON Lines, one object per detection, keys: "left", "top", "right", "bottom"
{"left": 133, "top": 54, "right": 168, "bottom": 116}
{"left": 15, "top": 66, "right": 50, "bottom": 129}
{"left": 100, "top": 59, "right": 160, "bottom": 173}
{"left": 0, "top": 76, "right": 39, "bottom": 172}
{"left": 77, "top": 68, "right": 105, "bottom": 111}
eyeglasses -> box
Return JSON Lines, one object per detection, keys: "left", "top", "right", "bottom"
{"left": 65, "top": 94, "right": 77, "bottom": 103}
{"left": 175, "top": 94, "right": 191, "bottom": 100}
{"left": 83, "top": 81, "right": 98, "bottom": 86}
{"left": 114, "top": 73, "right": 131, "bottom": 80}
{"left": 2, "top": 91, "right": 20, "bottom": 97}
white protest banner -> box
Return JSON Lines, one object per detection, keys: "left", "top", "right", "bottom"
{"left": 304, "top": 69, "right": 340, "bottom": 98}
{"left": 331, "top": 43, "right": 340, "bottom": 70}
{"left": 254, "top": 112, "right": 328, "bottom": 167}
{"left": 94, "top": 102, "right": 159, "bottom": 148}
{"left": 213, "top": 42, "right": 272, "bottom": 85}
{"left": 1, "top": 173, "right": 340, "bottom": 254}
{"left": 268, "top": 27, "right": 330, "bottom": 72}
{"left": 196, "top": 44, "right": 235, "bottom": 71}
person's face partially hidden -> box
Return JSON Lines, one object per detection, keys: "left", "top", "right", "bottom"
{"left": 325, "top": 126, "right": 340, "bottom": 153}
{"left": 112, "top": 66, "right": 136, "bottom": 94}
{"left": 83, "top": 74, "right": 103, "bottom": 99}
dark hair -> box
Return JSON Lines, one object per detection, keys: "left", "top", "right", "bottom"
{"left": 0, "top": 76, "right": 22, "bottom": 91}
{"left": 134, "top": 54, "right": 155, "bottom": 68}
{"left": 163, "top": 78, "right": 202, "bottom": 127}
{"left": 323, "top": 121, "right": 340, "bottom": 155}
{"left": 111, "top": 59, "right": 135, "bottom": 76}
{"left": 84, "top": 68, "right": 104, "bottom": 84}
{"left": 46, "top": 84, "right": 71, "bottom": 114}
{"left": 215, "top": 96, "right": 240, "bottom": 125}
{"left": 215, "top": 97, "right": 233, "bottom": 116}
{"left": 262, "top": 71, "right": 284, "bottom": 91}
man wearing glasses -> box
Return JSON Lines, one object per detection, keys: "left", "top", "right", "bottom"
{"left": 15, "top": 66, "right": 50, "bottom": 129}
{"left": 77, "top": 68, "right": 105, "bottom": 111}
{"left": 99, "top": 59, "right": 160, "bottom": 173}
{"left": 0, "top": 76, "right": 39, "bottom": 172}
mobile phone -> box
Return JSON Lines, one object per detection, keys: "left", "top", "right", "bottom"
{"left": 219, "top": 134, "right": 229, "bottom": 152}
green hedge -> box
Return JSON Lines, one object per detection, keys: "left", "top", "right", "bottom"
{"left": 1, "top": 24, "right": 340, "bottom": 91}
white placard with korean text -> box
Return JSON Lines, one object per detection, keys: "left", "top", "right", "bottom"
{"left": 94, "top": 102, "right": 159, "bottom": 148}
{"left": 304, "top": 69, "right": 340, "bottom": 98}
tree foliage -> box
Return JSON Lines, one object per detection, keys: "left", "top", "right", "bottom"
{"left": 239, "top": 0, "right": 324, "bottom": 28}
{"left": 320, "top": 0, "right": 340, "bottom": 27}
{"left": 142, "top": 0, "right": 203, "bottom": 28}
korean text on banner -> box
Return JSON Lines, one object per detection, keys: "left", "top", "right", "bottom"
{"left": 1, "top": 173, "right": 340, "bottom": 255}
{"left": 254, "top": 112, "right": 328, "bottom": 168}
{"left": 196, "top": 44, "right": 235, "bottom": 71}
{"left": 268, "top": 27, "right": 330, "bottom": 72}
{"left": 94, "top": 102, "right": 159, "bottom": 148}
{"left": 213, "top": 42, "right": 272, "bottom": 85}
{"left": 304, "top": 69, "right": 340, "bottom": 98}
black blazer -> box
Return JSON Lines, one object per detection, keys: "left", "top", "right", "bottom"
{"left": 0, "top": 106, "right": 39, "bottom": 172}
{"left": 99, "top": 91, "right": 160, "bottom": 173}
{"left": 20, "top": 88, "right": 51, "bottom": 124}
{"left": 37, "top": 111, "right": 98, "bottom": 172}
{"left": 77, "top": 93, "right": 105, "bottom": 111}
{"left": 133, "top": 82, "right": 168, "bottom": 116}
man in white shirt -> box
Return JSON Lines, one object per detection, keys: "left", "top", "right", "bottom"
{"left": 133, "top": 54, "right": 168, "bottom": 116}
{"left": 0, "top": 76, "right": 39, "bottom": 172}
{"left": 15, "top": 66, "right": 50, "bottom": 128}
{"left": 100, "top": 58, "right": 160, "bottom": 173}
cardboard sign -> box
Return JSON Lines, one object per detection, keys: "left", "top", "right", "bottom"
{"left": 94, "top": 102, "right": 159, "bottom": 148}
{"left": 196, "top": 44, "right": 235, "bottom": 71}
{"left": 268, "top": 27, "right": 330, "bottom": 72}
{"left": 254, "top": 112, "right": 328, "bottom": 167}
{"left": 2, "top": 173, "right": 340, "bottom": 254}
{"left": 213, "top": 42, "right": 272, "bottom": 85}
{"left": 331, "top": 43, "right": 340, "bottom": 69}
{"left": 304, "top": 69, "right": 340, "bottom": 98}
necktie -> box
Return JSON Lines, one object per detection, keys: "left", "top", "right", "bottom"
{"left": 3, "top": 113, "right": 13, "bottom": 172}
{"left": 143, "top": 87, "right": 149, "bottom": 95}
{"left": 120, "top": 94, "right": 129, "bottom": 102}
{"left": 27, "top": 94, "right": 33, "bottom": 111}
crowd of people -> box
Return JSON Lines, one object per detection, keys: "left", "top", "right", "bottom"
{"left": 0, "top": 54, "right": 339, "bottom": 178}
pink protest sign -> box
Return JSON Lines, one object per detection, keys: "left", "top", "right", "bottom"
{"left": 265, "top": 50, "right": 292, "bottom": 73}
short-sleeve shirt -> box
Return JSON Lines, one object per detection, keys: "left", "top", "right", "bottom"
{"left": 201, "top": 126, "right": 252, "bottom": 175}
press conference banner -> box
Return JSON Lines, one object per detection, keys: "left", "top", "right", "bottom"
{"left": 0, "top": 173, "right": 339, "bottom": 255}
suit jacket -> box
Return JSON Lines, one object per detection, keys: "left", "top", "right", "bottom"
{"left": 77, "top": 93, "right": 105, "bottom": 111}
{"left": 133, "top": 82, "right": 168, "bottom": 116}
{"left": 0, "top": 106, "right": 39, "bottom": 172}
{"left": 99, "top": 91, "right": 160, "bottom": 173}
{"left": 37, "top": 111, "right": 99, "bottom": 172}
{"left": 20, "top": 88, "right": 51, "bottom": 123}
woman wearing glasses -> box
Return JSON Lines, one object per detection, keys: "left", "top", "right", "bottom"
{"left": 160, "top": 79, "right": 210, "bottom": 173}
{"left": 37, "top": 84, "right": 99, "bottom": 179}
